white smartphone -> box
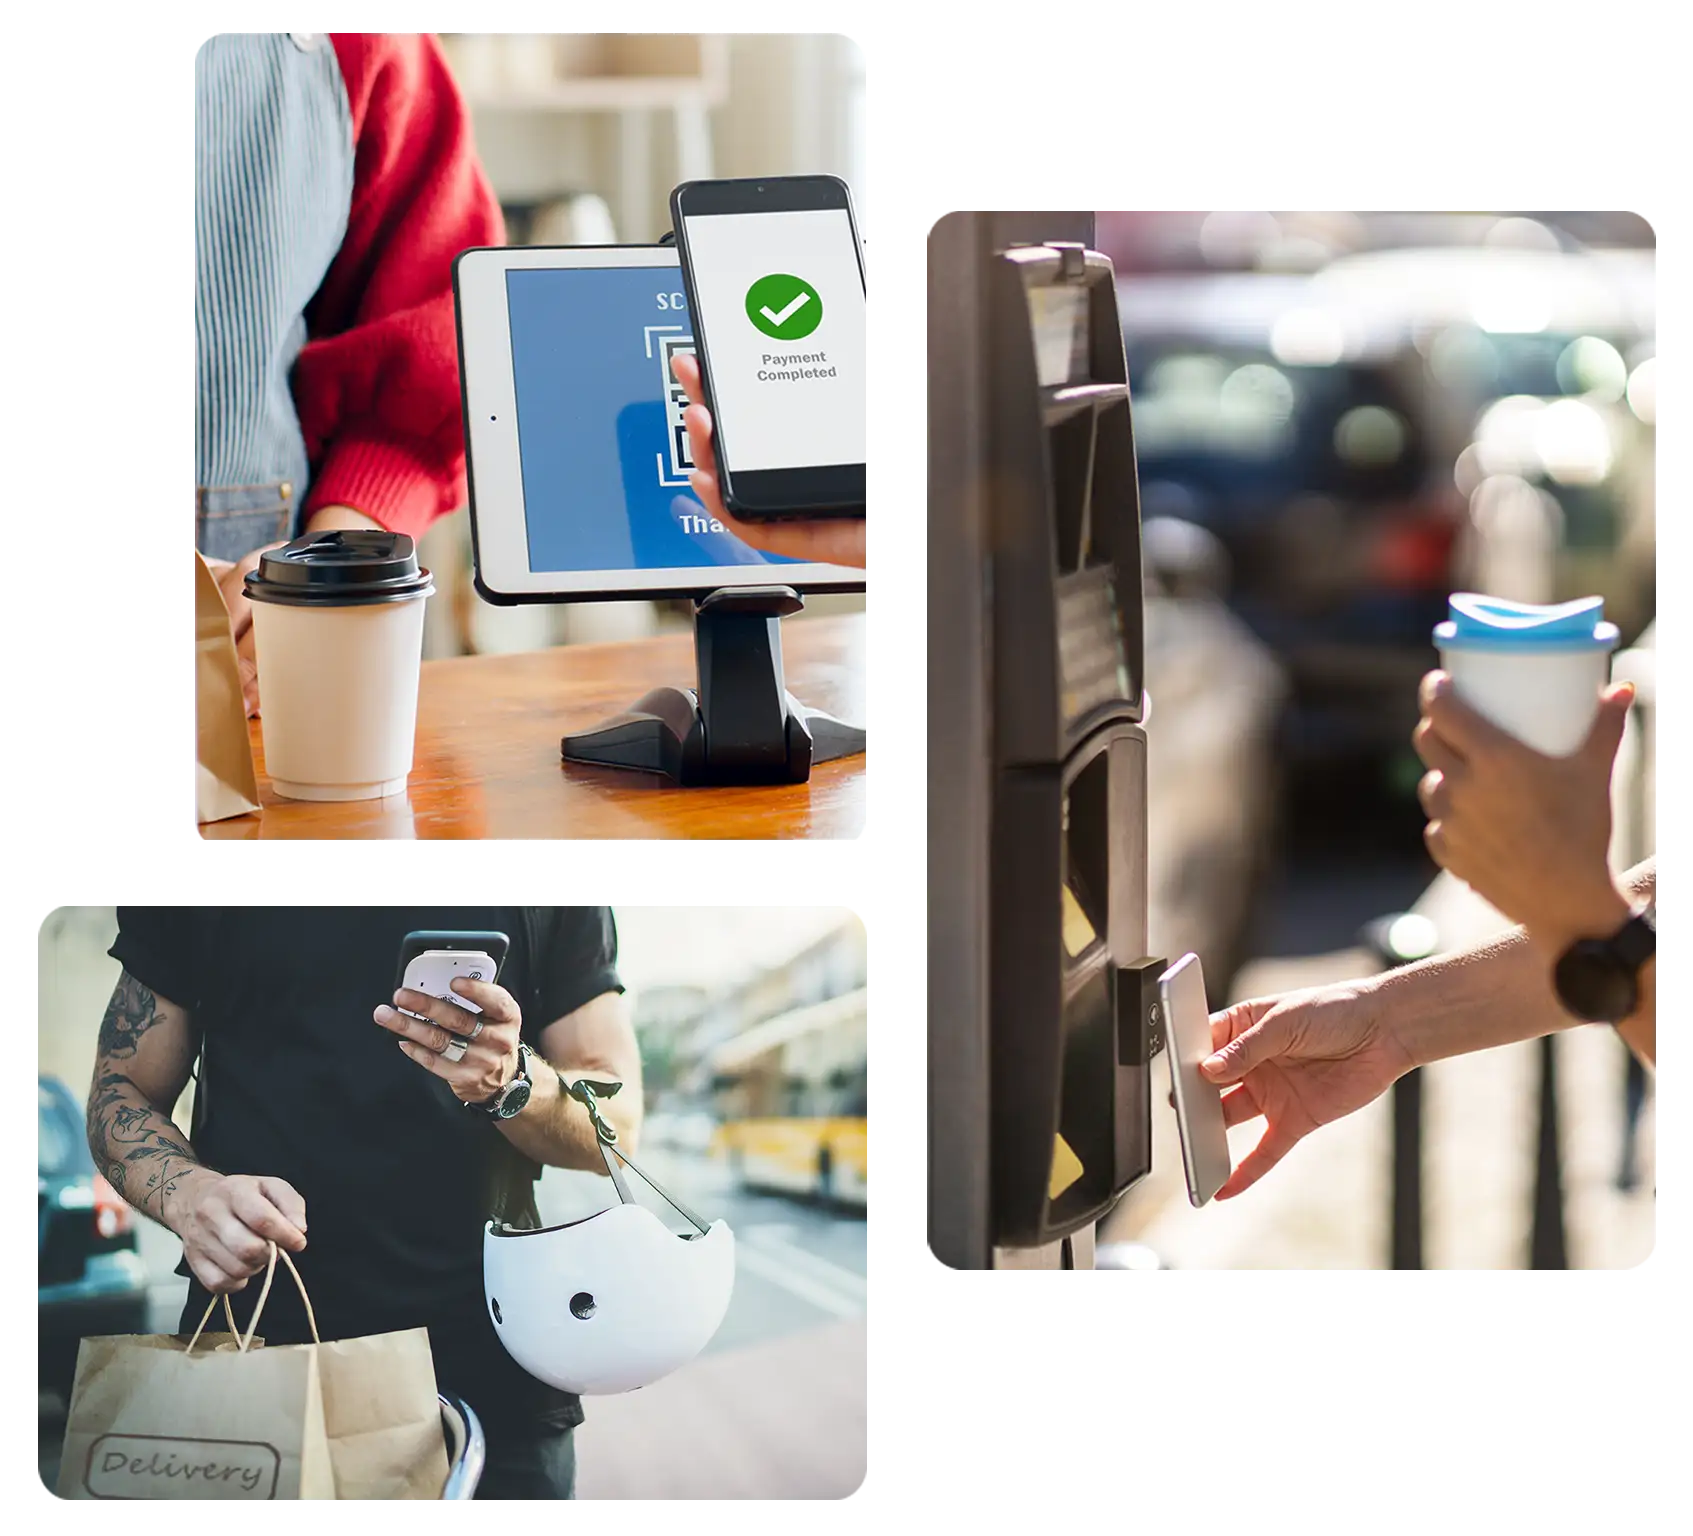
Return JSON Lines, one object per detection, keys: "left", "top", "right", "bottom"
{"left": 399, "top": 951, "right": 496, "bottom": 1018}
{"left": 1159, "top": 952, "right": 1232, "bottom": 1207}
{"left": 669, "top": 176, "right": 867, "bottom": 519}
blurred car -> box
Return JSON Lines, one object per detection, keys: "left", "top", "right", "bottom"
{"left": 1125, "top": 321, "right": 1459, "bottom": 767}
{"left": 1313, "top": 246, "right": 1655, "bottom": 636}
{"left": 39, "top": 1075, "right": 148, "bottom": 1395}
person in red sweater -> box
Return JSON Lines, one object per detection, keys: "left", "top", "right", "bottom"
{"left": 195, "top": 34, "right": 503, "bottom": 713}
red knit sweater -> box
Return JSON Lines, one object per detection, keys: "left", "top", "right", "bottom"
{"left": 291, "top": 34, "right": 503, "bottom": 537}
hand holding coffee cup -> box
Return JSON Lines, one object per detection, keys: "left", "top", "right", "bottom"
{"left": 1416, "top": 594, "right": 1634, "bottom": 952}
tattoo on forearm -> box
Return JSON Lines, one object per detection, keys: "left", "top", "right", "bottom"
{"left": 96, "top": 971, "right": 165, "bottom": 1060}
{"left": 87, "top": 1069, "right": 200, "bottom": 1221}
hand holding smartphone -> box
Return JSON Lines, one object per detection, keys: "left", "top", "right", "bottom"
{"left": 670, "top": 176, "right": 866, "bottom": 520}
{"left": 1161, "top": 952, "right": 1232, "bottom": 1207}
{"left": 395, "top": 930, "right": 510, "bottom": 1018}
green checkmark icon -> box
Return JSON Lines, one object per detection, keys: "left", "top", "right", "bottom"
{"left": 746, "top": 273, "right": 823, "bottom": 340}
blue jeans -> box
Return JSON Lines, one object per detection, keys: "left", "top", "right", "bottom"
{"left": 195, "top": 481, "right": 295, "bottom": 562}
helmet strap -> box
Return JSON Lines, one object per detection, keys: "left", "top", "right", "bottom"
{"left": 567, "top": 1077, "right": 714, "bottom": 1238}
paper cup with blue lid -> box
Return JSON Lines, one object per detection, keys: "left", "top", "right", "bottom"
{"left": 1433, "top": 594, "right": 1619, "bottom": 757}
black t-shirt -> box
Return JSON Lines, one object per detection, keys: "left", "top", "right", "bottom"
{"left": 110, "top": 906, "right": 622, "bottom": 1434}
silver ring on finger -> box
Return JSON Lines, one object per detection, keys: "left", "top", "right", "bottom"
{"left": 464, "top": 1016, "right": 484, "bottom": 1041}
{"left": 440, "top": 1035, "right": 469, "bottom": 1063}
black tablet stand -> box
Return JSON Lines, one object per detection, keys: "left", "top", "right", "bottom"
{"left": 560, "top": 585, "right": 865, "bottom": 786}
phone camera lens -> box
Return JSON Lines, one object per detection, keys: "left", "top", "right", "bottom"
{"left": 570, "top": 1292, "right": 597, "bottom": 1320}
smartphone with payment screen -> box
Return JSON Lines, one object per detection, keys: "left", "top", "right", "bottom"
{"left": 669, "top": 176, "right": 866, "bottom": 520}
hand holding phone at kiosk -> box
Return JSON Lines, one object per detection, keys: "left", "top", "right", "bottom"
{"left": 670, "top": 175, "right": 867, "bottom": 521}
{"left": 671, "top": 353, "right": 866, "bottom": 567}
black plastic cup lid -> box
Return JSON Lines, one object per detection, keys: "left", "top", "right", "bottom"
{"left": 244, "top": 530, "right": 434, "bottom": 607}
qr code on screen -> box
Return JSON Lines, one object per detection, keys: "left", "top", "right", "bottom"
{"left": 659, "top": 333, "right": 697, "bottom": 483}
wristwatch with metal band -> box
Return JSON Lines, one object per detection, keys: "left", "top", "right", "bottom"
{"left": 1553, "top": 901, "right": 1655, "bottom": 1024}
{"left": 476, "top": 1041, "right": 536, "bottom": 1119}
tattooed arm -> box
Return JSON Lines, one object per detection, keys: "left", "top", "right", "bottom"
{"left": 86, "top": 971, "right": 202, "bottom": 1219}
{"left": 87, "top": 970, "right": 309, "bottom": 1293}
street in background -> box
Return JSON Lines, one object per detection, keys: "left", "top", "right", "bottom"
{"left": 1098, "top": 213, "right": 1654, "bottom": 1266}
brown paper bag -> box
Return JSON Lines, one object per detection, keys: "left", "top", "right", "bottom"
{"left": 317, "top": 1329, "right": 450, "bottom": 1499}
{"left": 56, "top": 1303, "right": 334, "bottom": 1499}
{"left": 196, "top": 550, "right": 261, "bottom": 823}
{"left": 58, "top": 1246, "right": 448, "bottom": 1500}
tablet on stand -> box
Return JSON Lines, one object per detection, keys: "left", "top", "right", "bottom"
{"left": 453, "top": 243, "right": 866, "bottom": 786}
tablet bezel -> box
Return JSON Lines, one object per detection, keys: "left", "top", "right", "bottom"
{"left": 454, "top": 244, "right": 866, "bottom": 603}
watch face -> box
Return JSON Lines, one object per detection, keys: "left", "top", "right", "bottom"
{"left": 495, "top": 1077, "right": 533, "bottom": 1120}
{"left": 1555, "top": 940, "right": 1638, "bottom": 1024}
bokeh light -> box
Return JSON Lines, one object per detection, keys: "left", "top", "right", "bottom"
{"left": 1556, "top": 335, "right": 1628, "bottom": 401}
{"left": 1333, "top": 405, "right": 1408, "bottom": 466}
{"left": 1626, "top": 357, "right": 1657, "bottom": 424}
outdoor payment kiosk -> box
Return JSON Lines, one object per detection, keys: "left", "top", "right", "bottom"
{"left": 929, "top": 213, "right": 1164, "bottom": 1270}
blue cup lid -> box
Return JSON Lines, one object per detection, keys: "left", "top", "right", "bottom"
{"left": 1434, "top": 593, "right": 1618, "bottom": 652}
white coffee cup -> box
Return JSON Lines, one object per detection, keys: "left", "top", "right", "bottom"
{"left": 245, "top": 531, "right": 435, "bottom": 800}
{"left": 1434, "top": 593, "right": 1618, "bottom": 757}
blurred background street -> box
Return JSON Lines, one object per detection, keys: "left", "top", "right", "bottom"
{"left": 1097, "top": 212, "right": 1654, "bottom": 1268}
{"left": 39, "top": 907, "right": 866, "bottom": 1497}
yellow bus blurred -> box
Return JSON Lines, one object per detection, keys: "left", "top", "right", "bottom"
{"left": 707, "top": 989, "right": 866, "bottom": 1208}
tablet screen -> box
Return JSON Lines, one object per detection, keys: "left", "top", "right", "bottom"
{"left": 503, "top": 264, "right": 799, "bottom": 573}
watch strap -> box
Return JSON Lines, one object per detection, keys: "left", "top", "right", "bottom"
{"left": 1553, "top": 902, "right": 1655, "bottom": 1024}
{"left": 1610, "top": 904, "right": 1656, "bottom": 970}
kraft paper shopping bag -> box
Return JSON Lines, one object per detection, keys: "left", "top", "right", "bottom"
{"left": 57, "top": 1245, "right": 447, "bottom": 1499}
{"left": 195, "top": 550, "right": 261, "bottom": 823}
{"left": 316, "top": 1327, "right": 449, "bottom": 1499}
{"left": 56, "top": 1291, "right": 333, "bottom": 1499}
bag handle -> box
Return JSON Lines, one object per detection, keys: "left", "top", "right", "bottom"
{"left": 184, "top": 1242, "right": 319, "bottom": 1355}
{"left": 184, "top": 1292, "right": 243, "bottom": 1356}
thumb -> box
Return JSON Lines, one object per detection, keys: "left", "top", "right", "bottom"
{"left": 1581, "top": 682, "right": 1634, "bottom": 772}
{"left": 1201, "top": 1004, "right": 1286, "bottom": 1086}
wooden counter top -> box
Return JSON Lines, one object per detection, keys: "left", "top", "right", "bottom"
{"left": 200, "top": 614, "right": 866, "bottom": 840}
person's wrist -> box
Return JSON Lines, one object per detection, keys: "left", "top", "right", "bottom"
{"left": 1356, "top": 967, "right": 1433, "bottom": 1073}
{"left": 1531, "top": 877, "right": 1632, "bottom": 960}
{"left": 159, "top": 1165, "right": 215, "bottom": 1233}
{"left": 302, "top": 503, "right": 381, "bottom": 534}
{"left": 505, "top": 1058, "right": 551, "bottom": 1119}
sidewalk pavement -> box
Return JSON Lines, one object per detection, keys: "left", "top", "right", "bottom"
{"left": 1102, "top": 875, "right": 1655, "bottom": 1269}
{"left": 574, "top": 1318, "right": 866, "bottom": 1498}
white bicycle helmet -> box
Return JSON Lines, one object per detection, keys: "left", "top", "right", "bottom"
{"left": 484, "top": 1079, "right": 735, "bottom": 1395}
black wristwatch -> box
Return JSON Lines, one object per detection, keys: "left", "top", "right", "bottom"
{"left": 475, "top": 1042, "right": 535, "bottom": 1120}
{"left": 1553, "top": 902, "right": 1655, "bottom": 1024}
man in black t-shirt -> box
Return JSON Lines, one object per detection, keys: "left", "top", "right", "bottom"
{"left": 86, "top": 907, "right": 639, "bottom": 1500}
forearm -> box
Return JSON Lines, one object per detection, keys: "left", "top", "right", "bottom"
{"left": 1372, "top": 858, "right": 1655, "bottom": 1068}
{"left": 496, "top": 1058, "right": 642, "bottom": 1171}
{"left": 86, "top": 1070, "right": 209, "bottom": 1230}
